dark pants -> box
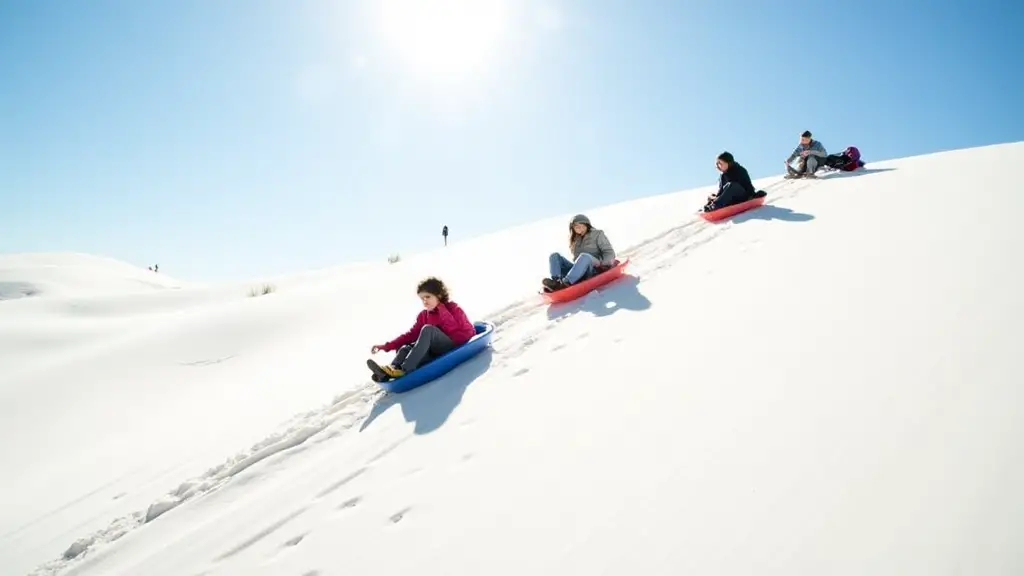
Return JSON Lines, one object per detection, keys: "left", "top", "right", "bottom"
{"left": 706, "top": 182, "right": 752, "bottom": 211}
{"left": 823, "top": 153, "right": 854, "bottom": 170}
{"left": 393, "top": 325, "right": 455, "bottom": 371}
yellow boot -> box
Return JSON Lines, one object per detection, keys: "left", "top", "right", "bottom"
{"left": 381, "top": 365, "right": 405, "bottom": 378}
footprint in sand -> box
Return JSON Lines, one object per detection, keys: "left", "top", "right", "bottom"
{"left": 338, "top": 496, "right": 362, "bottom": 510}
{"left": 389, "top": 507, "right": 412, "bottom": 524}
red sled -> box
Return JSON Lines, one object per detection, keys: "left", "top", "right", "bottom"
{"left": 541, "top": 258, "right": 630, "bottom": 304}
{"left": 700, "top": 196, "right": 766, "bottom": 222}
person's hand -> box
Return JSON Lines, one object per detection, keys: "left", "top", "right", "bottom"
{"left": 371, "top": 344, "right": 383, "bottom": 354}
{"left": 800, "top": 150, "right": 809, "bottom": 157}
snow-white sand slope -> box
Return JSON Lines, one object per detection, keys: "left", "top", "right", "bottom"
{"left": 4, "top": 142, "right": 1023, "bottom": 576}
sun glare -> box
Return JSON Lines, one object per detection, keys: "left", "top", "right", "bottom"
{"left": 375, "top": 0, "right": 510, "bottom": 83}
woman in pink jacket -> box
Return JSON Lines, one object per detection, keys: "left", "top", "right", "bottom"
{"left": 368, "top": 276, "right": 476, "bottom": 382}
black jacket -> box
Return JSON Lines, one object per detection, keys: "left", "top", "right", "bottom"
{"left": 718, "top": 162, "right": 756, "bottom": 199}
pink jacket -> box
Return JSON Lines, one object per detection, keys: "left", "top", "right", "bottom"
{"left": 383, "top": 300, "right": 476, "bottom": 352}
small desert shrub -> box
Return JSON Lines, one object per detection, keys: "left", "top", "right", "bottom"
{"left": 248, "top": 283, "right": 276, "bottom": 297}
{"left": 388, "top": 253, "right": 401, "bottom": 264}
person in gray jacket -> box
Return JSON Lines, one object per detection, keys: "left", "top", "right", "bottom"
{"left": 784, "top": 130, "right": 827, "bottom": 178}
{"left": 542, "top": 214, "right": 617, "bottom": 292}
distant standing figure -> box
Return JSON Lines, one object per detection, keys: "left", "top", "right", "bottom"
{"left": 442, "top": 225, "right": 449, "bottom": 247}
{"left": 154, "top": 264, "right": 159, "bottom": 273}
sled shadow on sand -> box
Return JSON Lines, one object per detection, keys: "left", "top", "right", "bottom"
{"left": 733, "top": 204, "right": 815, "bottom": 223}
{"left": 359, "top": 348, "right": 493, "bottom": 435}
{"left": 825, "top": 167, "right": 897, "bottom": 179}
{"left": 546, "top": 274, "right": 652, "bottom": 321}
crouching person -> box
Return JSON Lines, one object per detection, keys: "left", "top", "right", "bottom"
{"left": 368, "top": 277, "right": 476, "bottom": 382}
{"left": 784, "top": 130, "right": 827, "bottom": 178}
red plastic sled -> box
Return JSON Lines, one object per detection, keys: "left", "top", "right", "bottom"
{"left": 541, "top": 258, "right": 630, "bottom": 304}
{"left": 700, "top": 196, "right": 766, "bottom": 222}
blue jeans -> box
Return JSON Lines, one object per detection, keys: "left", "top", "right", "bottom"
{"left": 549, "top": 252, "right": 597, "bottom": 284}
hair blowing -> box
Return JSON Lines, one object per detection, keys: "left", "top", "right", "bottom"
{"left": 416, "top": 276, "right": 450, "bottom": 303}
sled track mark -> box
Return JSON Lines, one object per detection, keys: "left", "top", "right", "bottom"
{"left": 179, "top": 355, "right": 237, "bottom": 367}
{"left": 33, "top": 380, "right": 386, "bottom": 574}
{"left": 216, "top": 507, "right": 307, "bottom": 561}
{"left": 316, "top": 468, "right": 367, "bottom": 498}
{"left": 368, "top": 438, "right": 406, "bottom": 463}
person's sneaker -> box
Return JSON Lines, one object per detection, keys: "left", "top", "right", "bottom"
{"left": 542, "top": 277, "right": 567, "bottom": 292}
{"left": 367, "top": 359, "right": 392, "bottom": 382}
{"left": 381, "top": 365, "right": 405, "bottom": 378}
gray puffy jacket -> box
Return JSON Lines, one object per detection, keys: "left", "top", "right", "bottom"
{"left": 571, "top": 229, "right": 616, "bottom": 267}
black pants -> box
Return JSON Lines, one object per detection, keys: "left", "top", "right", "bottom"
{"left": 706, "top": 182, "right": 751, "bottom": 211}
{"left": 393, "top": 325, "right": 455, "bottom": 371}
{"left": 823, "top": 154, "right": 851, "bottom": 169}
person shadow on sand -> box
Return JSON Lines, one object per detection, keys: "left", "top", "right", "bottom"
{"left": 359, "top": 349, "right": 493, "bottom": 435}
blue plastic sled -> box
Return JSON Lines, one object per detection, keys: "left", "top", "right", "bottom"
{"left": 377, "top": 321, "right": 495, "bottom": 394}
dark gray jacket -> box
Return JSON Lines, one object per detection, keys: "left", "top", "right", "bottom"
{"left": 571, "top": 229, "right": 616, "bottom": 267}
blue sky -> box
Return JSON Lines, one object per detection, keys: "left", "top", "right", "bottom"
{"left": 2, "top": 0, "right": 1022, "bottom": 281}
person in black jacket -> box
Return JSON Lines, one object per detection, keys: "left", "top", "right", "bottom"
{"left": 704, "top": 151, "right": 765, "bottom": 212}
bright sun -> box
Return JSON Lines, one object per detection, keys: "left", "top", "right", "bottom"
{"left": 375, "top": 0, "right": 510, "bottom": 83}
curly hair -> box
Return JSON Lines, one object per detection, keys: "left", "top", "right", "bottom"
{"left": 416, "top": 276, "right": 450, "bottom": 303}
